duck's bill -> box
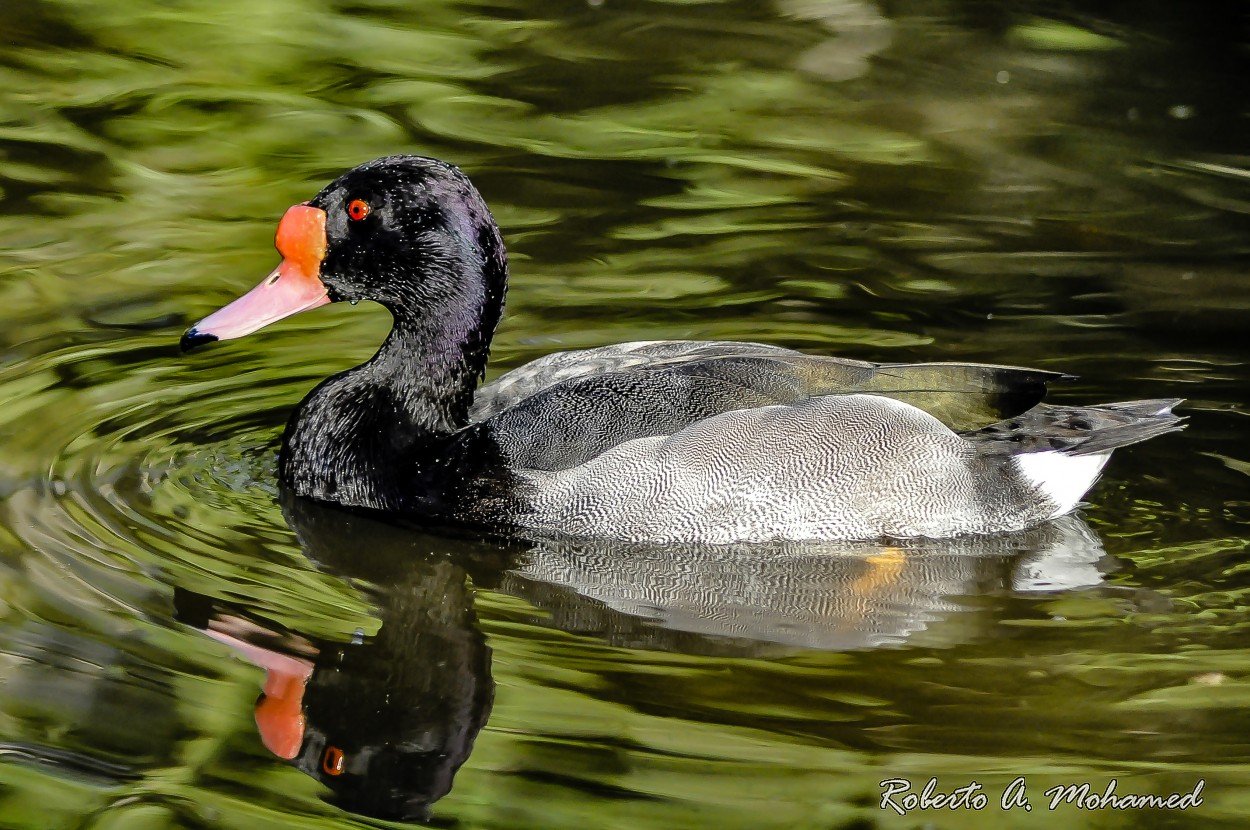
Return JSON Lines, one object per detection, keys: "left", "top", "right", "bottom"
{"left": 203, "top": 627, "right": 314, "bottom": 760}
{"left": 181, "top": 204, "right": 330, "bottom": 352}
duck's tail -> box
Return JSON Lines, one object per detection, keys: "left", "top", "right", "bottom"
{"left": 1064, "top": 399, "right": 1189, "bottom": 454}
{"left": 968, "top": 399, "right": 1185, "bottom": 517}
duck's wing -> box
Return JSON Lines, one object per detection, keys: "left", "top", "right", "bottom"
{"left": 856, "top": 361, "right": 1069, "bottom": 433}
{"left": 471, "top": 341, "right": 804, "bottom": 420}
{"left": 474, "top": 341, "right": 1066, "bottom": 472}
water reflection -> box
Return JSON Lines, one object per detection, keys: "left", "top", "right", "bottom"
{"left": 175, "top": 498, "right": 502, "bottom": 822}
{"left": 171, "top": 494, "right": 1112, "bottom": 821}
{"left": 2, "top": 0, "right": 1248, "bottom": 825}
{"left": 508, "top": 515, "right": 1108, "bottom": 654}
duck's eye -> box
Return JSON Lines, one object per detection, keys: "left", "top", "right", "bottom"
{"left": 346, "top": 199, "right": 371, "bottom": 222}
{"left": 322, "top": 746, "right": 346, "bottom": 775}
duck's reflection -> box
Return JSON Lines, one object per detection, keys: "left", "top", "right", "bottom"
{"left": 289, "top": 508, "right": 496, "bottom": 821}
{"left": 176, "top": 500, "right": 504, "bottom": 822}
{"left": 507, "top": 514, "right": 1107, "bottom": 653}
{"left": 178, "top": 499, "right": 1109, "bottom": 821}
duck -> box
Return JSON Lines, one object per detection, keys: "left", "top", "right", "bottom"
{"left": 181, "top": 155, "right": 1183, "bottom": 544}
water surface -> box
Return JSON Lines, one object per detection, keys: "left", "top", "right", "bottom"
{"left": 1, "top": 1, "right": 1249, "bottom": 828}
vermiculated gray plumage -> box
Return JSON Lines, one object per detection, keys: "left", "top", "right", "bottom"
{"left": 471, "top": 341, "right": 1184, "bottom": 543}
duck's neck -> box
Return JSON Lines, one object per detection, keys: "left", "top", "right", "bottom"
{"left": 280, "top": 249, "right": 507, "bottom": 512}
{"left": 364, "top": 294, "right": 495, "bottom": 433}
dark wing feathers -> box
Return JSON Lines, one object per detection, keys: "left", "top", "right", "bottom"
{"left": 469, "top": 341, "right": 812, "bottom": 420}
{"left": 485, "top": 370, "right": 785, "bottom": 471}
{"left": 474, "top": 342, "right": 1069, "bottom": 471}
{"left": 859, "top": 362, "right": 1067, "bottom": 433}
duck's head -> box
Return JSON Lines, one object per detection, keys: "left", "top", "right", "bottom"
{"left": 181, "top": 155, "right": 507, "bottom": 352}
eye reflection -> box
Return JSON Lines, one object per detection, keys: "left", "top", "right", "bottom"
{"left": 322, "top": 745, "right": 345, "bottom": 776}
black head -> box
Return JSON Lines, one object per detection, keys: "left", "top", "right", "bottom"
{"left": 182, "top": 156, "right": 513, "bottom": 507}
{"left": 309, "top": 155, "right": 508, "bottom": 316}
{"left": 181, "top": 154, "right": 508, "bottom": 351}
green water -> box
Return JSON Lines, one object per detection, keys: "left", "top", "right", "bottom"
{"left": 2, "top": 1, "right": 1250, "bottom": 827}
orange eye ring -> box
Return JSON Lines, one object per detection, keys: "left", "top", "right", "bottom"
{"left": 347, "top": 199, "right": 371, "bottom": 221}
{"left": 322, "top": 746, "right": 346, "bottom": 775}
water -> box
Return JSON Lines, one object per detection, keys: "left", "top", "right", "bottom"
{"left": 1, "top": 1, "right": 1249, "bottom": 827}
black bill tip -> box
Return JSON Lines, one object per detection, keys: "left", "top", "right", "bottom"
{"left": 180, "top": 327, "right": 218, "bottom": 353}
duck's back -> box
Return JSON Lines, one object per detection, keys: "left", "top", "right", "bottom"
{"left": 471, "top": 340, "right": 1062, "bottom": 472}
{"left": 459, "top": 341, "right": 1079, "bottom": 541}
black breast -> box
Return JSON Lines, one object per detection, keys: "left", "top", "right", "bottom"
{"left": 280, "top": 376, "right": 525, "bottom": 527}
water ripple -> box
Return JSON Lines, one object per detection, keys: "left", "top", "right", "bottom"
{"left": 0, "top": 333, "right": 373, "bottom": 640}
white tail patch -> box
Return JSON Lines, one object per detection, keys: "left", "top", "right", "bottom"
{"left": 1013, "top": 450, "right": 1112, "bottom": 518}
